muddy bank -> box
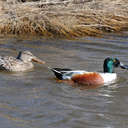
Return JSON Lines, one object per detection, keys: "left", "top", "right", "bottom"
{"left": 0, "top": 0, "right": 128, "bottom": 39}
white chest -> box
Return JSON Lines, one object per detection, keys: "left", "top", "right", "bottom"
{"left": 100, "top": 73, "right": 117, "bottom": 85}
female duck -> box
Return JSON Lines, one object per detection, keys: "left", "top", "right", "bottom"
{"left": 50, "top": 58, "right": 128, "bottom": 86}
{"left": 0, "top": 50, "right": 45, "bottom": 72}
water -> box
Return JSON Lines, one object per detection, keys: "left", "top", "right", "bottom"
{"left": 0, "top": 34, "right": 128, "bottom": 128}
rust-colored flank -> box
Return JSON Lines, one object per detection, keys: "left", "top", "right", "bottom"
{"left": 71, "top": 72, "right": 104, "bottom": 86}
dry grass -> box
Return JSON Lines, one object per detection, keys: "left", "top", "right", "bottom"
{"left": 0, "top": 0, "right": 128, "bottom": 39}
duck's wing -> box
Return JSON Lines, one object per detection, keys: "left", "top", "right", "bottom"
{"left": 0, "top": 56, "right": 20, "bottom": 71}
{"left": 50, "top": 68, "right": 87, "bottom": 80}
{"left": 63, "top": 70, "right": 87, "bottom": 80}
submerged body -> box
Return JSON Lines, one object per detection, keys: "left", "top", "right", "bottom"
{"left": 50, "top": 58, "right": 127, "bottom": 86}
{"left": 0, "top": 51, "right": 45, "bottom": 72}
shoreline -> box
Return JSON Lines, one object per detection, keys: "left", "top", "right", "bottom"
{"left": 0, "top": 0, "right": 128, "bottom": 39}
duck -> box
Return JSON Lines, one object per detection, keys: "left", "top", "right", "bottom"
{"left": 50, "top": 57, "right": 128, "bottom": 86}
{"left": 0, "top": 50, "right": 45, "bottom": 72}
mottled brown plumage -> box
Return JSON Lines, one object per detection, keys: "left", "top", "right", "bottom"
{"left": 0, "top": 51, "right": 45, "bottom": 72}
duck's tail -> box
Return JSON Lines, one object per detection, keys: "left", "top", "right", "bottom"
{"left": 49, "top": 68, "right": 64, "bottom": 80}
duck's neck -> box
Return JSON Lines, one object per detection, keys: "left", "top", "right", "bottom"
{"left": 16, "top": 52, "right": 22, "bottom": 60}
{"left": 104, "top": 67, "right": 114, "bottom": 73}
{"left": 104, "top": 62, "right": 114, "bottom": 73}
{"left": 16, "top": 52, "right": 30, "bottom": 63}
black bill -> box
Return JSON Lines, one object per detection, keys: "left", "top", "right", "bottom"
{"left": 120, "top": 63, "right": 128, "bottom": 70}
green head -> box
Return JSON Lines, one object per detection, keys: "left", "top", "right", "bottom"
{"left": 103, "top": 57, "right": 120, "bottom": 73}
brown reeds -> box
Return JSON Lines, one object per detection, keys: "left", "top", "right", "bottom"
{"left": 0, "top": 0, "right": 128, "bottom": 39}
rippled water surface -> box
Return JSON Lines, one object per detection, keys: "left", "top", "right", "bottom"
{"left": 0, "top": 34, "right": 128, "bottom": 128}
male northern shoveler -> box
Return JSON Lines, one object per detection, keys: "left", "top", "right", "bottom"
{"left": 0, "top": 50, "right": 45, "bottom": 72}
{"left": 50, "top": 57, "right": 128, "bottom": 86}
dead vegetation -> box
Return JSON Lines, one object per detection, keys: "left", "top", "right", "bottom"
{"left": 0, "top": 0, "right": 128, "bottom": 39}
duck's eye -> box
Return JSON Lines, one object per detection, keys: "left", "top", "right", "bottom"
{"left": 113, "top": 58, "right": 120, "bottom": 67}
{"left": 113, "top": 59, "right": 117, "bottom": 63}
{"left": 25, "top": 53, "right": 33, "bottom": 56}
{"left": 113, "top": 58, "right": 119, "bottom": 63}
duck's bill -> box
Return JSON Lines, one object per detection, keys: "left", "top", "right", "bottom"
{"left": 120, "top": 63, "right": 128, "bottom": 70}
{"left": 32, "top": 57, "right": 45, "bottom": 64}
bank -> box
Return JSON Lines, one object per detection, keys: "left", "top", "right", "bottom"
{"left": 0, "top": 0, "right": 128, "bottom": 39}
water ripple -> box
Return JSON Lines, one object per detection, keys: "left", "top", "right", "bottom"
{"left": 0, "top": 34, "right": 128, "bottom": 128}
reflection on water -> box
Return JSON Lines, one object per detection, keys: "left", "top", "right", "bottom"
{"left": 0, "top": 34, "right": 128, "bottom": 127}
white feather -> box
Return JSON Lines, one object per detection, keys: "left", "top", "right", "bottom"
{"left": 99, "top": 73, "right": 117, "bottom": 85}
{"left": 62, "top": 70, "right": 87, "bottom": 80}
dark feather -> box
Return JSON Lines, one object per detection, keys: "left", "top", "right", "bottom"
{"left": 50, "top": 68, "right": 72, "bottom": 80}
